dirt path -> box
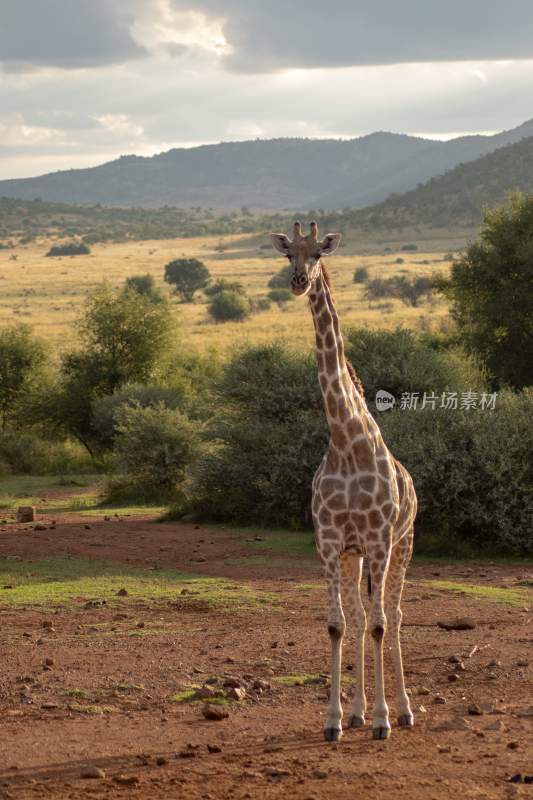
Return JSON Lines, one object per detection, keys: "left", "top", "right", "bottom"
{"left": 0, "top": 510, "right": 532, "bottom": 799}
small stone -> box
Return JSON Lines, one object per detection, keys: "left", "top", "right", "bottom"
{"left": 438, "top": 745, "right": 451, "bottom": 754}
{"left": 156, "top": 757, "right": 168, "bottom": 766}
{"left": 433, "top": 717, "right": 471, "bottom": 732}
{"left": 437, "top": 618, "right": 476, "bottom": 631}
{"left": 418, "top": 705, "right": 427, "bottom": 713}
{"left": 137, "top": 622, "right": 145, "bottom": 629}
{"left": 42, "top": 621, "right": 54, "bottom": 630}
{"left": 264, "top": 766, "right": 290, "bottom": 779}
{"left": 81, "top": 766, "right": 105, "bottom": 780}
{"left": 116, "top": 588, "right": 128, "bottom": 597}
{"left": 84, "top": 524, "right": 92, "bottom": 530}
{"left": 433, "top": 695, "right": 447, "bottom": 705}
{"left": 515, "top": 659, "right": 529, "bottom": 667}
{"left": 311, "top": 769, "right": 328, "bottom": 779}
{"left": 227, "top": 687, "right": 246, "bottom": 701}
{"left": 507, "top": 741, "right": 519, "bottom": 750}
{"left": 448, "top": 673, "right": 460, "bottom": 682}
{"left": 516, "top": 705, "right": 533, "bottom": 718}
{"left": 485, "top": 719, "right": 504, "bottom": 731}
{"left": 287, "top": 641, "right": 296, "bottom": 646}
{"left": 202, "top": 703, "right": 229, "bottom": 720}
{"left": 222, "top": 676, "right": 245, "bottom": 688}
{"left": 44, "top": 657, "right": 54, "bottom": 667}
{"left": 448, "top": 655, "right": 461, "bottom": 663}
{"left": 34, "top": 523, "right": 47, "bottom": 531}
{"left": 467, "top": 704, "right": 483, "bottom": 716}
{"left": 487, "top": 659, "right": 501, "bottom": 667}
{"left": 113, "top": 775, "right": 140, "bottom": 785}
{"left": 253, "top": 679, "right": 271, "bottom": 692}
{"left": 198, "top": 685, "right": 217, "bottom": 699}
{"left": 417, "top": 686, "right": 431, "bottom": 695}
{"left": 207, "top": 744, "right": 222, "bottom": 753}
{"left": 41, "top": 702, "right": 59, "bottom": 710}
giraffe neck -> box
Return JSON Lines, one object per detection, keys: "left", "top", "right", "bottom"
{"left": 309, "top": 265, "right": 365, "bottom": 431}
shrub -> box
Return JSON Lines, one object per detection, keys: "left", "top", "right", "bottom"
{"left": 344, "top": 327, "right": 486, "bottom": 406}
{"left": 401, "top": 243, "right": 418, "bottom": 251}
{"left": 365, "top": 278, "right": 393, "bottom": 300}
{"left": 124, "top": 274, "right": 163, "bottom": 303}
{"left": 92, "top": 383, "right": 189, "bottom": 450}
{"left": 380, "top": 390, "right": 533, "bottom": 555}
{"left": 204, "top": 279, "right": 245, "bottom": 296}
{"left": 268, "top": 288, "right": 294, "bottom": 304}
{"left": 0, "top": 428, "right": 93, "bottom": 475}
{"left": 353, "top": 266, "right": 369, "bottom": 284}
{"left": 268, "top": 264, "right": 292, "bottom": 289}
{"left": 392, "top": 275, "right": 433, "bottom": 307}
{"left": 192, "top": 344, "right": 325, "bottom": 528}
{"left": 208, "top": 290, "right": 250, "bottom": 322}
{"left": 46, "top": 242, "right": 90, "bottom": 257}
{"left": 105, "top": 404, "right": 198, "bottom": 503}
{"left": 164, "top": 258, "right": 211, "bottom": 302}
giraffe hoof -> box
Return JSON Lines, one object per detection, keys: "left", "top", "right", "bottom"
{"left": 398, "top": 713, "right": 414, "bottom": 728}
{"left": 372, "top": 726, "right": 391, "bottom": 740}
{"left": 324, "top": 727, "right": 342, "bottom": 742}
{"left": 347, "top": 715, "right": 365, "bottom": 729}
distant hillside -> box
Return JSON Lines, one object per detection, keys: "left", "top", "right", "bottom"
{"left": 330, "top": 134, "right": 533, "bottom": 233}
{"left": 1, "top": 118, "right": 533, "bottom": 210}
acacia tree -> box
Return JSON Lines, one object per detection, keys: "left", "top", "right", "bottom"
{"left": 439, "top": 194, "right": 533, "bottom": 389}
{"left": 164, "top": 258, "right": 210, "bottom": 302}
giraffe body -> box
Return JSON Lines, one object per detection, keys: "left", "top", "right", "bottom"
{"left": 271, "top": 222, "right": 417, "bottom": 741}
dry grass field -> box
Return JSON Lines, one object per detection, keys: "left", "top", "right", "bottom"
{"left": 0, "top": 234, "right": 453, "bottom": 357}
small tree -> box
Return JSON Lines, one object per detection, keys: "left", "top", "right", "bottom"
{"left": 0, "top": 325, "right": 47, "bottom": 428}
{"left": 164, "top": 258, "right": 210, "bottom": 302}
{"left": 268, "top": 288, "right": 294, "bottom": 305}
{"left": 393, "top": 276, "right": 433, "bottom": 307}
{"left": 209, "top": 290, "right": 250, "bottom": 322}
{"left": 124, "top": 274, "right": 162, "bottom": 303}
{"left": 438, "top": 194, "right": 533, "bottom": 389}
{"left": 353, "top": 266, "right": 369, "bottom": 284}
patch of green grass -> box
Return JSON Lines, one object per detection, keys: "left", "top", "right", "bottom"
{"left": 224, "top": 555, "right": 316, "bottom": 569}
{"left": 423, "top": 580, "right": 532, "bottom": 607}
{"left": 69, "top": 703, "right": 118, "bottom": 715}
{"left": 64, "top": 689, "right": 91, "bottom": 699}
{"left": 115, "top": 683, "right": 145, "bottom": 692}
{"left": 170, "top": 688, "right": 231, "bottom": 705}
{"left": 0, "top": 555, "right": 276, "bottom": 609}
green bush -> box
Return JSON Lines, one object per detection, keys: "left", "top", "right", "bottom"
{"left": 0, "top": 428, "right": 93, "bottom": 475}
{"left": 344, "top": 327, "right": 486, "bottom": 406}
{"left": 268, "top": 288, "right": 294, "bottom": 304}
{"left": 208, "top": 290, "right": 250, "bottom": 322}
{"left": 204, "top": 279, "right": 245, "bottom": 296}
{"left": 124, "top": 274, "right": 163, "bottom": 303}
{"left": 104, "top": 404, "right": 198, "bottom": 503}
{"left": 46, "top": 241, "right": 90, "bottom": 257}
{"left": 192, "top": 344, "right": 326, "bottom": 528}
{"left": 268, "top": 264, "right": 292, "bottom": 289}
{"left": 92, "top": 383, "right": 189, "bottom": 449}
{"left": 0, "top": 324, "right": 48, "bottom": 428}
{"left": 353, "top": 266, "right": 369, "bottom": 283}
{"left": 380, "top": 390, "right": 533, "bottom": 554}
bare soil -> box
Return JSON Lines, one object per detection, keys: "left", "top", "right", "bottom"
{"left": 1, "top": 506, "right": 532, "bottom": 800}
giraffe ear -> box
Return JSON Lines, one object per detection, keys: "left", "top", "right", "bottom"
{"left": 270, "top": 233, "right": 291, "bottom": 255}
{"left": 319, "top": 233, "right": 341, "bottom": 255}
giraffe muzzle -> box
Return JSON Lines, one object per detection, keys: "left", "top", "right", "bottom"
{"left": 291, "top": 273, "right": 309, "bottom": 295}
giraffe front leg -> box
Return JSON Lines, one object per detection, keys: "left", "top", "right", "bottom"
{"left": 324, "top": 555, "right": 345, "bottom": 742}
{"left": 368, "top": 546, "right": 391, "bottom": 740}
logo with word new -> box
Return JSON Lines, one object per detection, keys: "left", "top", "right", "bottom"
{"left": 375, "top": 390, "right": 396, "bottom": 412}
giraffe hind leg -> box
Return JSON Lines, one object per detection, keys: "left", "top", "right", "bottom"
{"left": 386, "top": 531, "right": 414, "bottom": 728}
{"left": 341, "top": 550, "right": 367, "bottom": 729}
{"left": 321, "top": 547, "right": 345, "bottom": 742}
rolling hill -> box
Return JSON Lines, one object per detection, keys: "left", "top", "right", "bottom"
{"left": 1, "top": 118, "right": 533, "bottom": 211}
{"left": 330, "top": 133, "right": 533, "bottom": 233}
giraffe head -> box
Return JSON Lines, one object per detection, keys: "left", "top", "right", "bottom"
{"left": 270, "top": 222, "right": 341, "bottom": 296}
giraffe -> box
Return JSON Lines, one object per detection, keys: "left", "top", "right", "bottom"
{"left": 270, "top": 221, "right": 417, "bottom": 742}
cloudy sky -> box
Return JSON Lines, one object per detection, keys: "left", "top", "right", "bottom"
{"left": 1, "top": 0, "right": 533, "bottom": 179}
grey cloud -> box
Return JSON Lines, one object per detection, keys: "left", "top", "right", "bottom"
{"left": 0, "top": 0, "right": 146, "bottom": 69}
{"left": 177, "top": 0, "right": 533, "bottom": 71}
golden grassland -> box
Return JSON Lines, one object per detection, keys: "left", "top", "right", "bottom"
{"left": 0, "top": 233, "right": 454, "bottom": 357}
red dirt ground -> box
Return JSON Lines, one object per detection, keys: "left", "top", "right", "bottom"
{"left": 0, "top": 508, "right": 532, "bottom": 800}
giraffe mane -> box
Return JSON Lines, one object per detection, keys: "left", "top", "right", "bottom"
{"left": 320, "top": 262, "right": 365, "bottom": 398}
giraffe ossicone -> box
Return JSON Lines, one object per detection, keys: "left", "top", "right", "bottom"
{"left": 271, "top": 222, "right": 418, "bottom": 742}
